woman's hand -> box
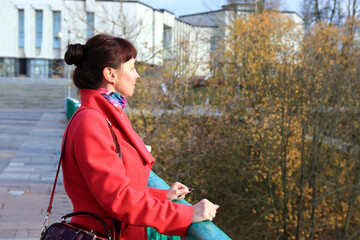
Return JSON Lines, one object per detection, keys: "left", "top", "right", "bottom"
{"left": 192, "top": 199, "right": 220, "bottom": 223}
{"left": 167, "top": 182, "right": 193, "bottom": 201}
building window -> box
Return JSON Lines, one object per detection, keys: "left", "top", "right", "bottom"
{"left": 86, "top": 12, "right": 94, "bottom": 39}
{"left": 51, "top": 59, "right": 64, "bottom": 77}
{"left": 0, "top": 58, "right": 16, "bottom": 77}
{"left": 210, "top": 36, "right": 217, "bottom": 51}
{"left": 163, "top": 25, "right": 172, "bottom": 49}
{"left": 29, "top": 59, "right": 50, "bottom": 78}
{"left": 163, "top": 25, "right": 172, "bottom": 59}
{"left": 53, "top": 11, "right": 61, "bottom": 49}
{"left": 35, "top": 10, "right": 43, "bottom": 48}
{"left": 18, "top": 9, "right": 25, "bottom": 48}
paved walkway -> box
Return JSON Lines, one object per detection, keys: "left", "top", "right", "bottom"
{"left": 0, "top": 77, "right": 75, "bottom": 239}
{"left": 0, "top": 108, "right": 72, "bottom": 239}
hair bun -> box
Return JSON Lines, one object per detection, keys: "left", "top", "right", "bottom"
{"left": 64, "top": 43, "right": 85, "bottom": 67}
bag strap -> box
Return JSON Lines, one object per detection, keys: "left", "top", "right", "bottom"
{"left": 45, "top": 108, "right": 87, "bottom": 216}
{"left": 43, "top": 108, "right": 123, "bottom": 240}
{"left": 105, "top": 118, "right": 122, "bottom": 240}
{"left": 106, "top": 118, "right": 122, "bottom": 159}
{"left": 62, "top": 211, "right": 112, "bottom": 239}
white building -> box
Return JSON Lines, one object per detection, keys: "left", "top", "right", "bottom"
{"left": 180, "top": 2, "right": 305, "bottom": 70}
{"left": 0, "top": 0, "right": 304, "bottom": 79}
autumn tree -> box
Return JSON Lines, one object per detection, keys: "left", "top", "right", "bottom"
{"left": 300, "top": 0, "right": 359, "bottom": 28}
{"left": 134, "top": 9, "right": 360, "bottom": 240}
{"left": 205, "top": 10, "right": 360, "bottom": 239}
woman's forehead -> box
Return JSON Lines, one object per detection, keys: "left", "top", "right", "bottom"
{"left": 126, "top": 58, "right": 135, "bottom": 65}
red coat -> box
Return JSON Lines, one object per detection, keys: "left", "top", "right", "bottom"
{"left": 62, "top": 88, "right": 193, "bottom": 240}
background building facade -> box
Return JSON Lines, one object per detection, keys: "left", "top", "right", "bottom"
{"left": 0, "top": 0, "right": 304, "bottom": 79}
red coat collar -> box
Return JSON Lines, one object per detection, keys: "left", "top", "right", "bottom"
{"left": 79, "top": 88, "right": 156, "bottom": 165}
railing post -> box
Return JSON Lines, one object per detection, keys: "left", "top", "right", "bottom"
{"left": 65, "top": 97, "right": 80, "bottom": 120}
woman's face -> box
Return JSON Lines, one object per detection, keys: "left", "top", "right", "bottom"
{"left": 114, "top": 58, "right": 139, "bottom": 97}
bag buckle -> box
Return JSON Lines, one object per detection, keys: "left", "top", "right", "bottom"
{"left": 41, "top": 212, "right": 50, "bottom": 231}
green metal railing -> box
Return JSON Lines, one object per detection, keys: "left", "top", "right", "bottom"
{"left": 65, "top": 97, "right": 231, "bottom": 240}
{"left": 148, "top": 171, "right": 231, "bottom": 240}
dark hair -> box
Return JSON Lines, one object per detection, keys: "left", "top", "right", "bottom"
{"left": 64, "top": 34, "right": 137, "bottom": 89}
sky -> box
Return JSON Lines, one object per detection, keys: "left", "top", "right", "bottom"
{"left": 139, "top": 0, "right": 303, "bottom": 17}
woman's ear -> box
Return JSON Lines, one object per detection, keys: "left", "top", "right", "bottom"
{"left": 102, "top": 67, "right": 117, "bottom": 84}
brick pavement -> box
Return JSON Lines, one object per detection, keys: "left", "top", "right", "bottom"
{"left": 0, "top": 109, "right": 72, "bottom": 239}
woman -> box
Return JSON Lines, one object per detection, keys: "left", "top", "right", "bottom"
{"left": 62, "top": 34, "right": 219, "bottom": 240}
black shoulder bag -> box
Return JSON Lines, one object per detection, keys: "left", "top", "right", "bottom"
{"left": 41, "top": 108, "right": 122, "bottom": 240}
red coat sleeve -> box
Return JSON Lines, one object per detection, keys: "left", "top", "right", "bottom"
{"left": 147, "top": 187, "right": 168, "bottom": 200}
{"left": 73, "top": 110, "right": 193, "bottom": 236}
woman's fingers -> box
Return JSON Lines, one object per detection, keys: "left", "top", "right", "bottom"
{"left": 192, "top": 199, "right": 220, "bottom": 223}
{"left": 168, "top": 182, "right": 193, "bottom": 201}
{"left": 177, "top": 187, "right": 193, "bottom": 199}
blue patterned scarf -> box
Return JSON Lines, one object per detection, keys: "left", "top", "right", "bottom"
{"left": 100, "top": 88, "right": 127, "bottom": 109}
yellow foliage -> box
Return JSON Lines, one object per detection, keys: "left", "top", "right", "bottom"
{"left": 128, "top": 12, "right": 360, "bottom": 239}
